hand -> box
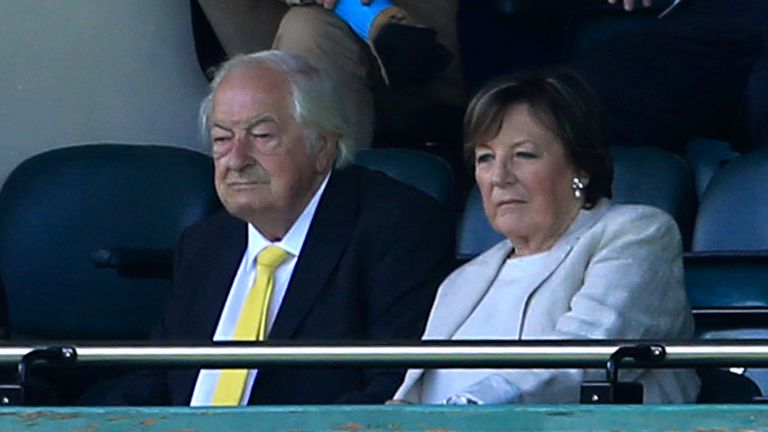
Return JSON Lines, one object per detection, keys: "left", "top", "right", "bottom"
{"left": 607, "top": 0, "right": 654, "bottom": 11}
{"left": 314, "top": 0, "right": 372, "bottom": 10}
{"left": 385, "top": 399, "right": 412, "bottom": 404}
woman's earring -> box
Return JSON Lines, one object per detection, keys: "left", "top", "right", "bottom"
{"left": 571, "top": 177, "right": 585, "bottom": 199}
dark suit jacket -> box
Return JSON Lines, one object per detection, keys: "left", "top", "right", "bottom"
{"left": 103, "top": 165, "right": 455, "bottom": 405}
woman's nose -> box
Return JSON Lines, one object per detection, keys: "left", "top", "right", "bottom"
{"left": 490, "top": 159, "right": 516, "bottom": 186}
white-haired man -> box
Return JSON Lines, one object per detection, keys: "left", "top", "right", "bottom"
{"left": 103, "top": 51, "right": 455, "bottom": 405}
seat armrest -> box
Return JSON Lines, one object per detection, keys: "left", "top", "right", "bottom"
{"left": 91, "top": 248, "right": 174, "bottom": 280}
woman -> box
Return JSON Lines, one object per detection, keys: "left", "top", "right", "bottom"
{"left": 393, "top": 69, "right": 700, "bottom": 404}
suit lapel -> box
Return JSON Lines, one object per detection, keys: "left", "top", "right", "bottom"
{"left": 196, "top": 215, "right": 247, "bottom": 339}
{"left": 269, "top": 168, "right": 358, "bottom": 339}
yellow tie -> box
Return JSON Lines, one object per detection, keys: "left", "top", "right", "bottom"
{"left": 211, "top": 245, "right": 290, "bottom": 406}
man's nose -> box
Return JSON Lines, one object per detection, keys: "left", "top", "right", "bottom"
{"left": 226, "top": 133, "right": 252, "bottom": 168}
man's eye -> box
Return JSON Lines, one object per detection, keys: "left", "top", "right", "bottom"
{"left": 212, "top": 136, "right": 231, "bottom": 144}
{"left": 248, "top": 125, "right": 274, "bottom": 139}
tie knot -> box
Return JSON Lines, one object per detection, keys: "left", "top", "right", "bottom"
{"left": 257, "top": 245, "right": 290, "bottom": 270}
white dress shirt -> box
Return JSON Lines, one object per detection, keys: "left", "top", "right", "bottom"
{"left": 190, "top": 174, "right": 330, "bottom": 407}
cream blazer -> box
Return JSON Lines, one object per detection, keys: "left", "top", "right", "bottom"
{"left": 394, "top": 200, "right": 700, "bottom": 403}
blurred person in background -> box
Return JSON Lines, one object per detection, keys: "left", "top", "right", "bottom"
{"left": 574, "top": 0, "right": 767, "bottom": 152}
{"left": 197, "top": 0, "right": 464, "bottom": 149}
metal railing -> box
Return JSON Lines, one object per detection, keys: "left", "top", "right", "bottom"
{"left": 2, "top": 340, "right": 768, "bottom": 369}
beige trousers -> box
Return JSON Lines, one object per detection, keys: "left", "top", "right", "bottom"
{"left": 197, "top": 0, "right": 463, "bottom": 148}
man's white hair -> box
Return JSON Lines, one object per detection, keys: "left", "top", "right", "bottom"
{"left": 199, "top": 50, "right": 354, "bottom": 167}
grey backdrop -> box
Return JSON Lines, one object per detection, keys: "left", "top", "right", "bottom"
{"left": 0, "top": 0, "right": 211, "bottom": 186}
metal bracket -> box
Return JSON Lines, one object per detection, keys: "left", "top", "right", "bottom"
{"left": 581, "top": 344, "right": 666, "bottom": 404}
{"left": 0, "top": 346, "right": 77, "bottom": 406}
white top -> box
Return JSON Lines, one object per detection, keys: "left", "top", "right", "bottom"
{"left": 190, "top": 174, "right": 330, "bottom": 407}
{"left": 420, "top": 252, "right": 549, "bottom": 404}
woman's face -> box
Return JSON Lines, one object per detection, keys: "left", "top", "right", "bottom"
{"left": 474, "top": 103, "right": 586, "bottom": 254}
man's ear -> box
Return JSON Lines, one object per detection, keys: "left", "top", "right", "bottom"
{"left": 314, "top": 133, "right": 339, "bottom": 173}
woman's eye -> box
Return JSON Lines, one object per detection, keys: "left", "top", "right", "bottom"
{"left": 515, "top": 151, "right": 537, "bottom": 159}
{"left": 475, "top": 153, "right": 493, "bottom": 164}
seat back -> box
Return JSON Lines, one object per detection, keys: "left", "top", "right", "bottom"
{"left": 456, "top": 187, "right": 505, "bottom": 260}
{"left": 685, "top": 138, "right": 739, "bottom": 198}
{"left": 354, "top": 148, "right": 455, "bottom": 208}
{"left": 693, "top": 148, "right": 768, "bottom": 251}
{"left": 611, "top": 146, "right": 697, "bottom": 248}
{"left": 0, "top": 143, "right": 220, "bottom": 340}
{"left": 457, "top": 146, "right": 696, "bottom": 259}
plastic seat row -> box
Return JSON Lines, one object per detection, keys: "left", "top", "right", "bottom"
{"left": 0, "top": 142, "right": 766, "bottom": 401}
{"left": 2, "top": 143, "right": 767, "bottom": 338}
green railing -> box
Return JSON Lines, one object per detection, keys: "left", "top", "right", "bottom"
{"left": 0, "top": 341, "right": 767, "bottom": 430}
{"left": 1, "top": 405, "right": 767, "bottom": 431}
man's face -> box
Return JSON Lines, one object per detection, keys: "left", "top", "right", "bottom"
{"left": 210, "top": 65, "right": 333, "bottom": 239}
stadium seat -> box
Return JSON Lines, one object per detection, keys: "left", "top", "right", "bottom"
{"left": 685, "top": 139, "right": 739, "bottom": 198}
{"left": 354, "top": 148, "right": 455, "bottom": 208}
{"left": 686, "top": 147, "right": 768, "bottom": 395}
{"left": 0, "top": 143, "right": 220, "bottom": 340}
{"left": 692, "top": 148, "right": 768, "bottom": 251}
{"left": 457, "top": 146, "right": 696, "bottom": 259}
{"left": 611, "top": 146, "right": 697, "bottom": 249}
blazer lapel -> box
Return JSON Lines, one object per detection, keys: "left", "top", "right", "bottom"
{"left": 396, "top": 241, "right": 511, "bottom": 400}
{"left": 423, "top": 240, "right": 511, "bottom": 340}
{"left": 269, "top": 168, "right": 357, "bottom": 339}
{"left": 508, "top": 201, "right": 612, "bottom": 336}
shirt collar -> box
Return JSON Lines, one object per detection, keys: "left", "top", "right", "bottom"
{"left": 245, "top": 172, "right": 331, "bottom": 270}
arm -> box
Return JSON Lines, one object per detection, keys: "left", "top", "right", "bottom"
{"left": 288, "top": 0, "right": 371, "bottom": 8}
{"left": 335, "top": 195, "right": 456, "bottom": 403}
{"left": 287, "top": 0, "right": 394, "bottom": 42}
{"left": 456, "top": 207, "right": 693, "bottom": 404}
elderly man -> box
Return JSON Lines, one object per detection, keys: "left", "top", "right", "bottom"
{"left": 103, "top": 50, "right": 454, "bottom": 406}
